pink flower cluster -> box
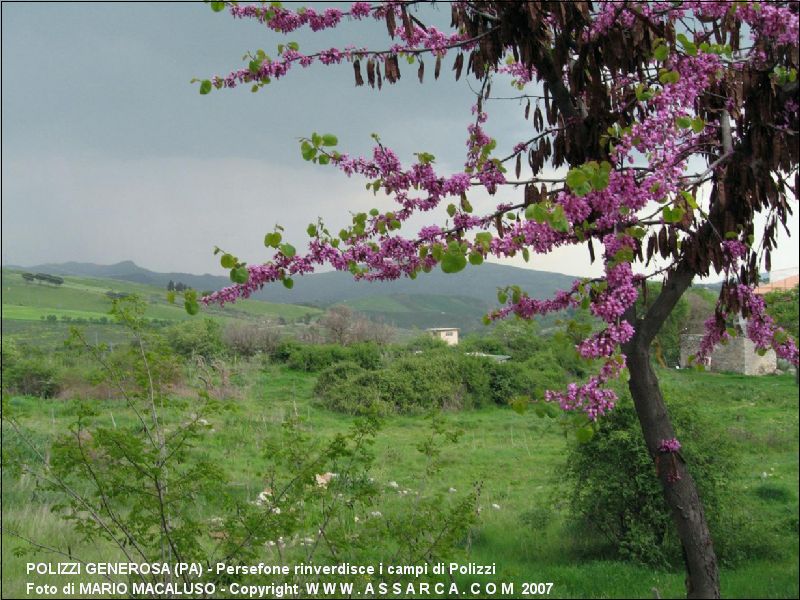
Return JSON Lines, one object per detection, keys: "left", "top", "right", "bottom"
{"left": 498, "top": 60, "right": 537, "bottom": 87}
{"left": 545, "top": 357, "right": 625, "bottom": 420}
{"left": 694, "top": 313, "right": 731, "bottom": 366}
{"left": 589, "top": 1, "right": 798, "bottom": 47}
{"left": 230, "top": 3, "right": 376, "bottom": 33}
{"left": 658, "top": 438, "right": 682, "bottom": 453}
{"left": 736, "top": 284, "right": 799, "bottom": 365}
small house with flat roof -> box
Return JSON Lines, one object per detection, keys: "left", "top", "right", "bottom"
{"left": 427, "top": 327, "right": 459, "bottom": 346}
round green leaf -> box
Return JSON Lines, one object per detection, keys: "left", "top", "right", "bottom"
{"left": 440, "top": 252, "right": 467, "bottom": 274}
{"left": 264, "top": 232, "right": 282, "bottom": 247}
{"left": 220, "top": 253, "right": 236, "bottom": 268}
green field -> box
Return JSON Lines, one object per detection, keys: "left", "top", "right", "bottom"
{"left": 340, "top": 293, "right": 493, "bottom": 331}
{"left": 2, "top": 363, "right": 798, "bottom": 598}
{"left": 1, "top": 269, "right": 321, "bottom": 345}
{"left": 2, "top": 268, "right": 797, "bottom": 598}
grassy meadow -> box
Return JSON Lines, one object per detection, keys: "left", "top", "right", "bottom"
{"left": 1, "top": 270, "right": 798, "bottom": 599}
{"left": 3, "top": 364, "right": 798, "bottom": 598}
{"left": 1, "top": 269, "right": 321, "bottom": 347}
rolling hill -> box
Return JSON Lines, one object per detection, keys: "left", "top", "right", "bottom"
{"left": 6, "top": 260, "right": 581, "bottom": 331}
{"left": 0, "top": 268, "right": 322, "bottom": 347}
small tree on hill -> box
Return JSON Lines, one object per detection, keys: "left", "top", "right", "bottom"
{"left": 193, "top": 3, "right": 799, "bottom": 597}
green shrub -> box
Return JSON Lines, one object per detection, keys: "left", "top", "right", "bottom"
{"left": 315, "top": 349, "right": 493, "bottom": 415}
{"left": 165, "top": 318, "right": 224, "bottom": 358}
{"left": 345, "top": 341, "right": 383, "bottom": 370}
{"left": 287, "top": 344, "right": 352, "bottom": 371}
{"left": 403, "top": 334, "right": 449, "bottom": 352}
{"left": 274, "top": 341, "right": 383, "bottom": 372}
{"left": 564, "top": 397, "right": 730, "bottom": 568}
{"left": 2, "top": 342, "right": 61, "bottom": 398}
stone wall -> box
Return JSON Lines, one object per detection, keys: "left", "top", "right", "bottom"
{"left": 679, "top": 334, "right": 777, "bottom": 375}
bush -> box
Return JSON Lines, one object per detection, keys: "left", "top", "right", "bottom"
{"left": 166, "top": 318, "right": 224, "bottom": 359}
{"left": 2, "top": 345, "right": 61, "bottom": 398}
{"left": 272, "top": 341, "right": 383, "bottom": 372}
{"left": 344, "top": 342, "right": 384, "bottom": 370}
{"left": 315, "top": 348, "right": 493, "bottom": 415}
{"left": 563, "top": 394, "right": 779, "bottom": 568}
{"left": 287, "top": 344, "right": 353, "bottom": 371}
{"left": 222, "top": 322, "right": 282, "bottom": 357}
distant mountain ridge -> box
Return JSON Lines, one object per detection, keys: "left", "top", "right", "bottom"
{"left": 6, "top": 260, "right": 579, "bottom": 303}
{"left": 4, "top": 260, "right": 581, "bottom": 331}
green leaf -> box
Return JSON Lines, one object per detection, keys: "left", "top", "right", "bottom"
{"left": 301, "top": 141, "right": 316, "bottom": 161}
{"left": 549, "top": 205, "right": 570, "bottom": 233}
{"left": 590, "top": 166, "right": 610, "bottom": 191}
{"left": 659, "top": 70, "right": 680, "bottom": 85}
{"left": 566, "top": 168, "right": 588, "bottom": 193}
{"left": 468, "top": 252, "right": 484, "bottom": 266}
{"left": 282, "top": 277, "right": 294, "bottom": 289}
{"left": 653, "top": 44, "right": 669, "bottom": 61}
{"left": 279, "top": 243, "right": 296, "bottom": 258}
{"left": 635, "top": 83, "right": 654, "bottom": 101}
{"left": 199, "top": 80, "right": 213, "bottom": 95}
{"left": 441, "top": 252, "right": 467, "bottom": 274}
{"left": 321, "top": 133, "right": 338, "bottom": 146}
{"left": 220, "top": 253, "right": 236, "bottom": 269}
{"left": 307, "top": 224, "right": 318, "bottom": 237}
{"left": 662, "top": 206, "right": 685, "bottom": 223}
{"left": 681, "top": 191, "right": 699, "bottom": 209}
{"left": 230, "top": 266, "right": 249, "bottom": 284}
{"left": 210, "top": 1, "right": 225, "bottom": 12}
{"left": 677, "top": 33, "right": 697, "bottom": 56}
{"left": 613, "top": 246, "right": 635, "bottom": 263}
{"left": 264, "top": 232, "right": 282, "bottom": 247}
{"left": 525, "top": 203, "right": 548, "bottom": 223}
{"left": 475, "top": 232, "right": 493, "bottom": 247}
{"left": 676, "top": 116, "right": 692, "bottom": 129}
{"left": 447, "top": 203, "right": 457, "bottom": 217}
{"left": 691, "top": 117, "right": 705, "bottom": 133}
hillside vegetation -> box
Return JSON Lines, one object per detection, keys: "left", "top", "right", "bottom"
{"left": 1, "top": 285, "right": 798, "bottom": 598}
{"left": 1, "top": 268, "right": 321, "bottom": 347}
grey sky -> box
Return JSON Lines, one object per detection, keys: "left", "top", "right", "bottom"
{"left": 2, "top": 2, "right": 798, "bottom": 281}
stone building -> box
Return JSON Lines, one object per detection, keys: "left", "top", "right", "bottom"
{"left": 679, "top": 333, "right": 777, "bottom": 375}
{"left": 678, "top": 272, "right": 797, "bottom": 375}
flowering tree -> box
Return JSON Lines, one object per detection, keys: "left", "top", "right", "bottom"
{"left": 196, "top": 2, "right": 799, "bottom": 597}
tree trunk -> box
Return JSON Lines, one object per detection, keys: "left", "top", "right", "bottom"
{"left": 622, "top": 264, "right": 720, "bottom": 599}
